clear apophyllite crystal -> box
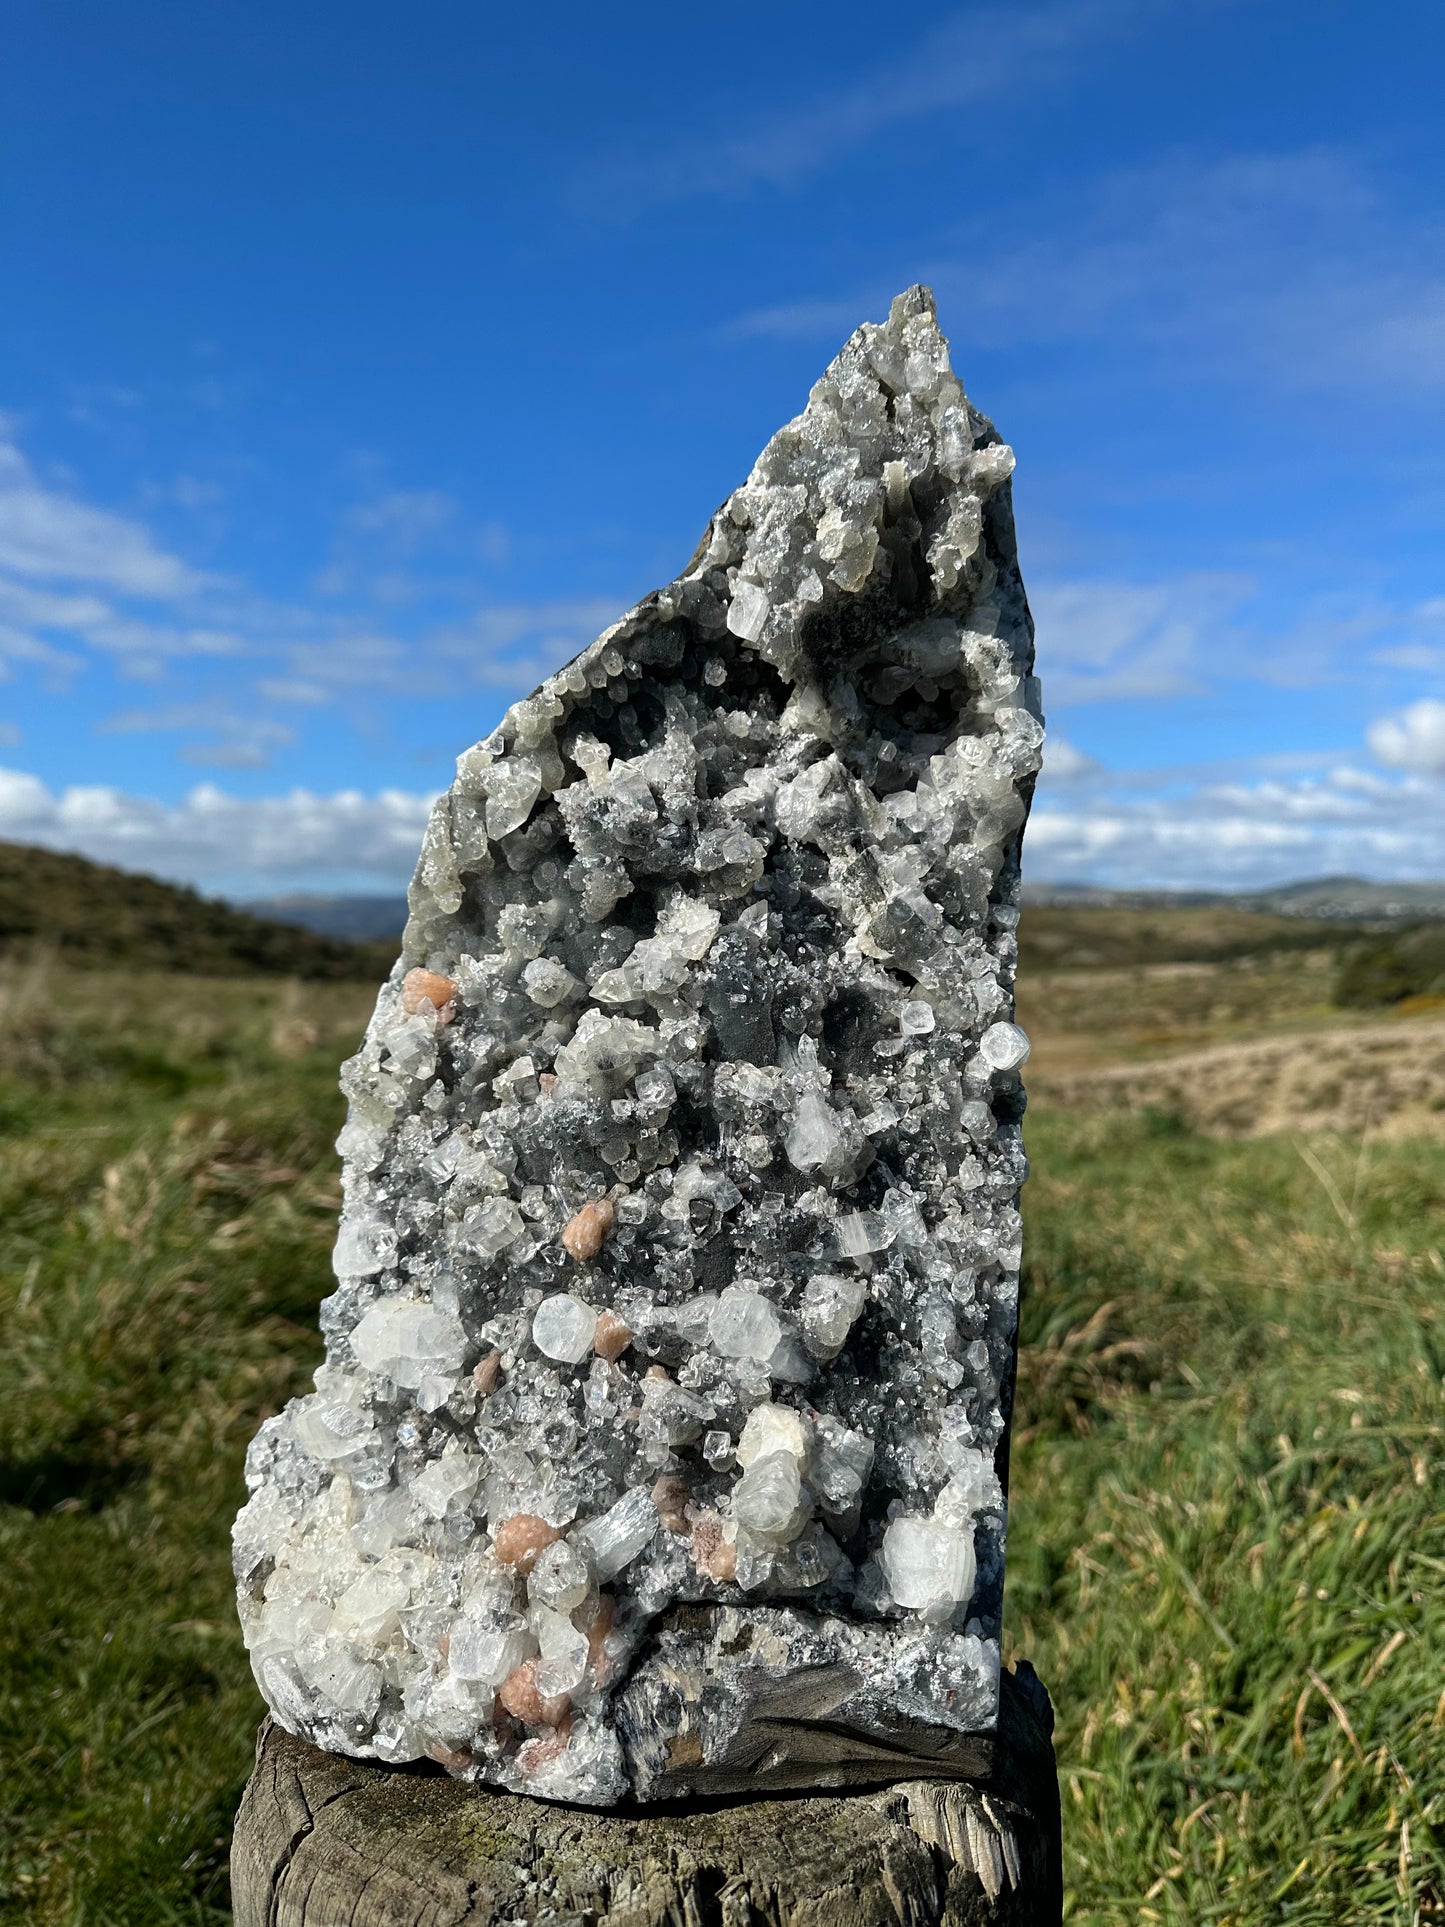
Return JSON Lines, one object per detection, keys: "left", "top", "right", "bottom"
{"left": 233, "top": 285, "right": 1042, "bottom": 1805}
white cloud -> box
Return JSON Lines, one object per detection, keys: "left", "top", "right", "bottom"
{"left": 0, "top": 433, "right": 201, "bottom": 595}
{"left": 1027, "top": 763, "right": 1445, "bottom": 888}
{"left": 6, "top": 749, "right": 1439, "bottom": 899}
{"left": 345, "top": 489, "right": 458, "bottom": 551}
{"left": 1367, "top": 699, "right": 1445, "bottom": 776}
{"left": 0, "top": 765, "right": 434, "bottom": 891}
{"left": 1039, "top": 735, "right": 1100, "bottom": 780}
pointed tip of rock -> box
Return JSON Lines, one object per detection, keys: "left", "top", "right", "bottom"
{"left": 889, "top": 283, "right": 938, "bottom": 326}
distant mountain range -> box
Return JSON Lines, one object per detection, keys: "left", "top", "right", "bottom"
{"left": 1023, "top": 876, "right": 1445, "bottom": 921}
{"left": 247, "top": 893, "right": 410, "bottom": 942}
{"left": 2, "top": 841, "right": 1442, "bottom": 986}
{"left": 244, "top": 876, "right": 1445, "bottom": 944}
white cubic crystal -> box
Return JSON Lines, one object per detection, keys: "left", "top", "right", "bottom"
{"left": 832, "top": 1211, "right": 895, "bottom": 1259}
{"left": 449, "top": 1617, "right": 536, "bottom": 1687}
{"left": 330, "top": 1560, "right": 413, "bottom": 1641}
{"left": 880, "top": 1516, "right": 977, "bottom": 1620}
{"left": 935, "top": 1448, "right": 1005, "bottom": 1528}
{"left": 483, "top": 757, "right": 543, "bottom": 838}
{"left": 532, "top": 1293, "right": 598, "bottom": 1364}
{"left": 412, "top": 1444, "right": 481, "bottom": 1518}
{"left": 801, "top": 1274, "right": 867, "bottom": 1359}
{"left": 727, "top": 579, "right": 771, "bottom": 641}
{"left": 737, "top": 1401, "right": 811, "bottom": 1470}
{"left": 708, "top": 1286, "right": 783, "bottom": 1360}
{"left": 733, "top": 1452, "right": 807, "bottom": 1543}
{"left": 301, "top": 1650, "right": 383, "bottom": 1719}
{"left": 810, "top": 1418, "right": 874, "bottom": 1514}
{"left": 660, "top": 895, "right": 721, "bottom": 960}
{"left": 784, "top": 1091, "right": 844, "bottom": 1174}
{"left": 332, "top": 1218, "right": 399, "bottom": 1279}
{"left": 350, "top": 1297, "right": 466, "bottom": 1391}
{"left": 292, "top": 1397, "right": 373, "bottom": 1462}
{"left": 527, "top": 1539, "right": 591, "bottom": 1612}
{"left": 534, "top": 1607, "right": 591, "bottom": 1696}
{"left": 979, "top": 1021, "right": 1030, "bottom": 1071}
{"left": 459, "top": 1196, "right": 524, "bottom": 1258}
{"left": 523, "top": 958, "right": 579, "bottom": 1007}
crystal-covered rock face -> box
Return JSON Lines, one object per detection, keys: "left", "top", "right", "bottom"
{"left": 234, "top": 285, "right": 1041, "bottom": 1805}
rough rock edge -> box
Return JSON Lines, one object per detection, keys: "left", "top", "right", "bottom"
{"left": 236, "top": 283, "right": 1041, "bottom": 1804}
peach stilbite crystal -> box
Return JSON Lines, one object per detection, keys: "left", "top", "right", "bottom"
{"left": 401, "top": 967, "right": 456, "bottom": 1020}
{"left": 491, "top": 1513, "right": 561, "bottom": 1574}
{"left": 561, "top": 1197, "right": 615, "bottom": 1262}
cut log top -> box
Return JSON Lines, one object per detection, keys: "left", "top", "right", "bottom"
{"left": 231, "top": 1663, "right": 1062, "bottom": 1926}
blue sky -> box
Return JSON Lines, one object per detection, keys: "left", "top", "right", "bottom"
{"left": 2, "top": 0, "right": 1444, "bottom": 895}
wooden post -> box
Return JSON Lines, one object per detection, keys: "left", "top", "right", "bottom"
{"left": 231, "top": 1662, "right": 1061, "bottom": 1926}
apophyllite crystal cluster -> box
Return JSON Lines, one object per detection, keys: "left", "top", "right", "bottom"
{"left": 234, "top": 286, "right": 1042, "bottom": 1805}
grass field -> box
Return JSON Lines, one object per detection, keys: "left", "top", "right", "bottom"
{"left": 0, "top": 939, "right": 1441, "bottom": 1923}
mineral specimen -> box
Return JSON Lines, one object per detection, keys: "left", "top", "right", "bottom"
{"left": 233, "top": 285, "right": 1042, "bottom": 1805}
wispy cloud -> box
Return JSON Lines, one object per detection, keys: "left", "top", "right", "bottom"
{"left": 344, "top": 489, "right": 459, "bottom": 551}
{"left": 733, "top": 148, "right": 1445, "bottom": 402}
{"left": 267, "top": 598, "right": 623, "bottom": 704}
{"left": 0, "top": 420, "right": 631, "bottom": 759}
{"left": 1033, "top": 572, "right": 1252, "bottom": 703}
{"left": 316, "top": 485, "right": 511, "bottom": 600}
{"left": 586, "top": 0, "right": 1190, "bottom": 215}
{"left": 99, "top": 702, "right": 297, "bottom": 770}
{"left": 1371, "top": 598, "right": 1445, "bottom": 675}
{"left": 0, "top": 433, "right": 203, "bottom": 595}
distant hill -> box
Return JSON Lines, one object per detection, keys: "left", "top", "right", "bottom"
{"left": 246, "top": 887, "right": 1382, "bottom": 973}
{"left": 246, "top": 893, "right": 409, "bottom": 943}
{"left": 247, "top": 879, "right": 1445, "bottom": 978}
{"left": 8, "top": 840, "right": 1443, "bottom": 991}
{"left": 0, "top": 842, "right": 392, "bottom": 978}
{"left": 1025, "top": 875, "right": 1445, "bottom": 921}
{"left": 1017, "top": 902, "right": 1349, "bottom": 971}
{"left": 1020, "top": 876, "right": 1445, "bottom": 992}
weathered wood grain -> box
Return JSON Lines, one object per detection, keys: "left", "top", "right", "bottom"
{"left": 231, "top": 1663, "right": 1061, "bottom": 1926}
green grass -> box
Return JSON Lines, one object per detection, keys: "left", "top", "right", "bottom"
{"left": 0, "top": 963, "right": 372, "bottom": 1924}
{"left": 0, "top": 960, "right": 1440, "bottom": 1921}
{"left": 1011, "top": 1111, "right": 1445, "bottom": 1922}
